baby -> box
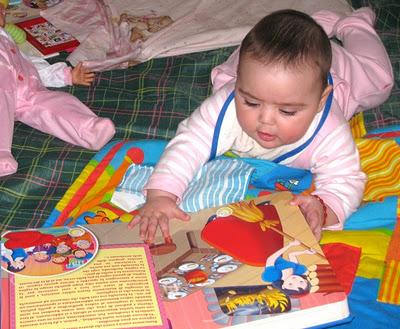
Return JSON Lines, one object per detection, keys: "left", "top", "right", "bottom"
{"left": 0, "top": 0, "right": 115, "bottom": 177}
{"left": 130, "top": 8, "right": 393, "bottom": 241}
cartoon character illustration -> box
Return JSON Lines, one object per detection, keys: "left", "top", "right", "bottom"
{"left": 71, "top": 231, "right": 95, "bottom": 250}
{"left": 1, "top": 230, "right": 55, "bottom": 272}
{"left": 31, "top": 243, "right": 56, "bottom": 263}
{"left": 1, "top": 245, "right": 30, "bottom": 273}
{"left": 84, "top": 210, "right": 114, "bottom": 224}
{"left": 51, "top": 253, "right": 69, "bottom": 265}
{"left": 202, "top": 201, "right": 284, "bottom": 266}
{"left": 261, "top": 240, "right": 315, "bottom": 296}
{"left": 218, "top": 286, "right": 291, "bottom": 315}
{"left": 52, "top": 234, "right": 73, "bottom": 256}
{"left": 55, "top": 242, "right": 71, "bottom": 255}
{"left": 72, "top": 248, "right": 93, "bottom": 261}
{"left": 1, "top": 226, "right": 98, "bottom": 276}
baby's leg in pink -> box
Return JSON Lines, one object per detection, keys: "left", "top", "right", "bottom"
{"left": 15, "top": 90, "right": 115, "bottom": 150}
{"left": 0, "top": 90, "right": 18, "bottom": 177}
{"left": 315, "top": 8, "right": 393, "bottom": 118}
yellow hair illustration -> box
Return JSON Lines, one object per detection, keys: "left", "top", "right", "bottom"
{"left": 228, "top": 200, "right": 280, "bottom": 231}
{"left": 222, "top": 288, "right": 290, "bottom": 314}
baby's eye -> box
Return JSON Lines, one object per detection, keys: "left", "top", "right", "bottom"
{"left": 279, "top": 108, "right": 296, "bottom": 116}
{"left": 244, "top": 99, "right": 259, "bottom": 107}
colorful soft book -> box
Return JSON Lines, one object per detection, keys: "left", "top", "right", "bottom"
{"left": 1, "top": 226, "right": 169, "bottom": 329}
{"left": 15, "top": 16, "right": 79, "bottom": 55}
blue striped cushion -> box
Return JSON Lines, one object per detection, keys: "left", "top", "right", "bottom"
{"left": 115, "top": 158, "right": 254, "bottom": 212}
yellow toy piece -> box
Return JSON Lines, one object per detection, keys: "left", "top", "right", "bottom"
{"left": 1, "top": 0, "right": 27, "bottom": 44}
{"left": 321, "top": 229, "right": 391, "bottom": 279}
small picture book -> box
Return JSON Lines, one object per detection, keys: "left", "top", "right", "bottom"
{"left": 15, "top": 16, "right": 79, "bottom": 55}
{"left": 1, "top": 226, "right": 169, "bottom": 329}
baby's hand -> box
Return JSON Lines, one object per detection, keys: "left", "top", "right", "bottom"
{"left": 128, "top": 189, "right": 190, "bottom": 244}
{"left": 71, "top": 62, "right": 95, "bottom": 86}
{"left": 290, "top": 194, "right": 326, "bottom": 241}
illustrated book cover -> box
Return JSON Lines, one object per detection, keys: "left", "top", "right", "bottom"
{"left": 135, "top": 192, "right": 351, "bottom": 328}
{"left": 1, "top": 226, "right": 169, "bottom": 329}
{"left": 15, "top": 16, "right": 79, "bottom": 55}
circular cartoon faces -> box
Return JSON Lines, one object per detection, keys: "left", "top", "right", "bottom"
{"left": 1, "top": 226, "right": 98, "bottom": 277}
{"left": 158, "top": 253, "right": 242, "bottom": 301}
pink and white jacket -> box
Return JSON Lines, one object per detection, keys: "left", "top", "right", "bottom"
{"left": 145, "top": 8, "right": 394, "bottom": 229}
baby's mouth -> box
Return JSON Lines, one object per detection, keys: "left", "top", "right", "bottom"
{"left": 257, "top": 131, "right": 276, "bottom": 142}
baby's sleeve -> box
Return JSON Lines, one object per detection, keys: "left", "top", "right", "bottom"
{"left": 28, "top": 55, "right": 72, "bottom": 87}
{"left": 144, "top": 84, "right": 236, "bottom": 201}
{"left": 310, "top": 124, "right": 367, "bottom": 229}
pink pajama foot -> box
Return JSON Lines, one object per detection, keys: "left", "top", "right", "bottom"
{"left": 79, "top": 117, "right": 116, "bottom": 151}
{"left": 312, "top": 10, "right": 344, "bottom": 38}
{"left": 0, "top": 151, "right": 18, "bottom": 177}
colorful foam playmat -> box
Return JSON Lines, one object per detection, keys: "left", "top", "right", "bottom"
{"left": 42, "top": 112, "right": 400, "bottom": 327}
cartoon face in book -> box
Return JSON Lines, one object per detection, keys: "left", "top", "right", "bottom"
{"left": 261, "top": 239, "right": 315, "bottom": 297}
{"left": 157, "top": 252, "right": 243, "bottom": 301}
{"left": 1, "top": 226, "right": 98, "bottom": 277}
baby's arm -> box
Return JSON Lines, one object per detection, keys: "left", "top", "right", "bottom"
{"left": 29, "top": 55, "right": 72, "bottom": 87}
{"left": 128, "top": 189, "right": 189, "bottom": 243}
{"left": 129, "top": 85, "right": 235, "bottom": 243}
{"left": 313, "top": 8, "right": 394, "bottom": 118}
{"left": 303, "top": 123, "right": 366, "bottom": 237}
{"left": 145, "top": 84, "right": 235, "bottom": 201}
{"left": 29, "top": 55, "right": 94, "bottom": 87}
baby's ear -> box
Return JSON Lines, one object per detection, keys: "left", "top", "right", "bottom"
{"left": 318, "top": 84, "right": 333, "bottom": 112}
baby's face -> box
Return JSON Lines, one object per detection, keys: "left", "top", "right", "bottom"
{"left": 235, "top": 55, "right": 331, "bottom": 149}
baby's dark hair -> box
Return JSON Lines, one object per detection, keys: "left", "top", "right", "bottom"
{"left": 239, "top": 9, "right": 332, "bottom": 91}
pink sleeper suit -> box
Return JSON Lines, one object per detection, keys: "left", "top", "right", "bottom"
{"left": 0, "top": 28, "right": 115, "bottom": 177}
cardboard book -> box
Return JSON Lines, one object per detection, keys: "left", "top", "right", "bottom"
{"left": 1, "top": 192, "right": 350, "bottom": 329}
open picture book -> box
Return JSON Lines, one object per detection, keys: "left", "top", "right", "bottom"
{"left": 148, "top": 191, "right": 350, "bottom": 328}
{"left": 1, "top": 192, "right": 350, "bottom": 328}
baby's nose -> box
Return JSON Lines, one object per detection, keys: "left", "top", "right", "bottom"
{"left": 259, "top": 107, "right": 276, "bottom": 124}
